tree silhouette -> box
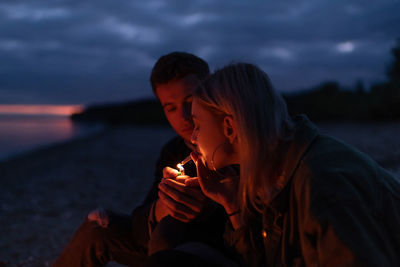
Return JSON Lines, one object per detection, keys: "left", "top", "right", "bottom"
{"left": 387, "top": 39, "right": 400, "bottom": 84}
{"left": 369, "top": 38, "right": 400, "bottom": 119}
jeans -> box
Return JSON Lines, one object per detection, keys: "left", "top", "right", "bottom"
{"left": 145, "top": 243, "right": 239, "bottom": 267}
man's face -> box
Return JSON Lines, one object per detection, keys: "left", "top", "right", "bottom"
{"left": 155, "top": 75, "right": 197, "bottom": 142}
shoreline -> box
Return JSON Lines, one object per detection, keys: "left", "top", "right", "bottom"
{"left": 0, "top": 115, "right": 105, "bottom": 163}
{"left": 0, "top": 126, "right": 107, "bottom": 165}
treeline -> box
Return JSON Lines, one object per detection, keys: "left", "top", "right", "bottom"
{"left": 72, "top": 40, "right": 400, "bottom": 124}
{"left": 284, "top": 80, "right": 399, "bottom": 122}
{"left": 285, "top": 40, "right": 400, "bottom": 121}
{"left": 70, "top": 98, "right": 169, "bottom": 126}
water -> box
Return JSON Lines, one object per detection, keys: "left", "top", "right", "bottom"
{"left": 0, "top": 115, "right": 103, "bottom": 161}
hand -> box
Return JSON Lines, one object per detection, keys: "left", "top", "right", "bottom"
{"left": 162, "top": 166, "right": 180, "bottom": 179}
{"left": 156, "top": 166, "right": 207, "bottom": 223}
{"left": 154, "top": 167, "right": 182, "bottom": 222}
{"left": 87, "top": 208, "right": 109, "bottom": 228}
{"left": 191, "top": 152, "right": 239, "bottom": 214}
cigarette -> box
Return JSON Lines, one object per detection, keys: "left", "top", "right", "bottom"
{"left": 180, "top": 155, "right": 192, "bottom": 166}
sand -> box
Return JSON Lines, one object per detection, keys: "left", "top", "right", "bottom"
{"left": 0, "top": 126, "right": 176, "bottom": 266}
{"left": 0, "top": 123, "right": 399, "bottom": 266}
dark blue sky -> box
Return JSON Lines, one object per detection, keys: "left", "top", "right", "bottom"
{"left": 1, "top": 0, "right": 399, "bottom": 105}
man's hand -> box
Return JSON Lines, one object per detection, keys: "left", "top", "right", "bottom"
{"left": 154, "top": 166, "right": 207, "bottom": 223}
{"left": 87, "top": 208, "right": 109, "bottom": 228}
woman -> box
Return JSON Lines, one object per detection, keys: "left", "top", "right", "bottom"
{"left": 189, "top": 63, "right": 400, "bottom": 266}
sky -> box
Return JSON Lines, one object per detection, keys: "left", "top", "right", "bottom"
{"left": 1, "top": 0, "right": 399, "bottom": 106}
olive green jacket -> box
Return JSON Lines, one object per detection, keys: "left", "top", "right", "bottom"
{"left": 225, "top": 115, "right": 400, "bottom": 266}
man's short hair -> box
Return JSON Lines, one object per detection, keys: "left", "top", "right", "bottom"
{"left": 150, "top": 51, "right": 210, "bottom": 94}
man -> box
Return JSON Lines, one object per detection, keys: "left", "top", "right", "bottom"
{"left": 52, "top": 52, "right": 228, "bottom": 266}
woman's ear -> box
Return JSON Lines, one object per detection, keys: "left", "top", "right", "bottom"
{"left": 223, "top": 116, "right": 237, "bottom": 144}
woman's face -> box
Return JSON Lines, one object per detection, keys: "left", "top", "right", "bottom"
{"left": 191, "top": 98, "right": 233, "bottom": 170}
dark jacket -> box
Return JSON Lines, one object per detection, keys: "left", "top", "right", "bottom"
{"left": 225, "top": 115, "right": 400, "bottom": 266}
{"left": 131, "top": 136, "right": 228, "bottom": 255}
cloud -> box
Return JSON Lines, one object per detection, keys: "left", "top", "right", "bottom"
{"left": 0, "top": 0, "right": 399, "bottom": 104}
{"left": 336, "top": 41, "right": 355, "bottom": 53}
{"left": 0, "top": 3, "right": 70, "bottom": 21}
{"left": 101, "top": 17, "right": 161, "bottom": 44}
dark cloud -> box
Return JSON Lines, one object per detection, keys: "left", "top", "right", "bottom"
{"left": 0, "top": 0, "right": 399, "bottom": 104}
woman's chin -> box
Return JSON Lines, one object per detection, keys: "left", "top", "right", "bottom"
{"left": 199, "top": 155, "right": 212, "bottom": 170}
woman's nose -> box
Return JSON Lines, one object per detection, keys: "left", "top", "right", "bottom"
{"left": 190, "top": 131, "right": 197, "bottom": 145}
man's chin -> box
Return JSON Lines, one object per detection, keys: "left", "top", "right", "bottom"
{"left": 180, "top": 130, "right": 193, "bottom": 141}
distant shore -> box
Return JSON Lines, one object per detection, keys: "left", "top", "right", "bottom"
{"left": 1, "top": 122, "right": 399, "bottom": 266}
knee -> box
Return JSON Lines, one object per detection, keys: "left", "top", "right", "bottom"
{"left": 74, "top": 218, "right": 109, "bottom": 244}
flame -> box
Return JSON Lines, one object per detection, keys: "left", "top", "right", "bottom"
{"left": 177, "top": 163, "right": 184, "bottom": 172}
{"left": 0, "top": 105, "right": 84, "bottom": 116}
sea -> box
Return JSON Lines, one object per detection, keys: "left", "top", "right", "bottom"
{"left": 0, "top": 114, "right": 103, "bottom": 161}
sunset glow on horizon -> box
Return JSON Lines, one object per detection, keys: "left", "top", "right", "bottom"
{"left": 0, "top": 105, "right": 84, "bottom": 116}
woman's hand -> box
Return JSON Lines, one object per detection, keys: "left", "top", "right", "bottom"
{"left": 155, "top": 166, "right": 207, "bottom": 223}
{"left": 191, "top": 152, "right": 243, "bottom": 229}
{"left": 190, "top": 152, "right": 240, "bottom": 215}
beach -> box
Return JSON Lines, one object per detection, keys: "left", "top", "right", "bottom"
{"left": 1, "top": 123, "right": 399, "bottom": 266}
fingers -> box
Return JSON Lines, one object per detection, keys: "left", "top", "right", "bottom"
{"left": 87, "top": 210, "right": 97, "bottom": 221}
{"left": 158, "top": 191, "right": 197, "bottom": 222}
{"left": 184, "top": 177, "right": 200, "bottom": 187}
{"left": 194, "top": 157, "right": 211, "bottom": 190}
{"left": 163, "top": 166, "right": 179, "bottom": 179}
{"left": 162, "top": 178, "right": 205, "bottom": 202}
{"left": 175, "top": 175, "right": 190, "bottom": 184}
{"left": 158, "top": 180, "right": 205, "bottom": 213}
{"left": 162, "top": 178, "right": 200, "bottom": 192}
{"left": 174, "top": 175, "right": 200, "bottom": 187}
{"left": 87, "top": 208, "right": 109, "bottom": 228}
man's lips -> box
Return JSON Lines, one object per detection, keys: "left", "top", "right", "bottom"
{"left": 181, "top": 126, "right": 194, "bottom": 133}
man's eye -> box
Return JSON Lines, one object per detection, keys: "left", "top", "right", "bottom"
{"left": 165, "top": 107, "right": 176, "bottom": 112}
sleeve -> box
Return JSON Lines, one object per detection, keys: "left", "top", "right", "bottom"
{"left": 295, "top": 170, "right": 394, "bottom": 267}
{"left": 130, "top": 202, "right": 153, "bottom": 254}
{"left": 131, "top": 136, "right": 190, "bottom": 244}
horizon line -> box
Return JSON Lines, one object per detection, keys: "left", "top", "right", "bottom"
{"left": 0, "top": 104, "right": 84, "bottom": 116}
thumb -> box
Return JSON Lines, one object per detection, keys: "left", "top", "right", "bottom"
{"left": 163, "top": 166, "right": 179, "bottom": 179}
{"left": 184, "top": 177, "right": 200, "bottom": 187}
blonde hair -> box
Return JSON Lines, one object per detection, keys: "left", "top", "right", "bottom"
{"left": 194, "top": 63, "right": 293, "bottom": 214}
